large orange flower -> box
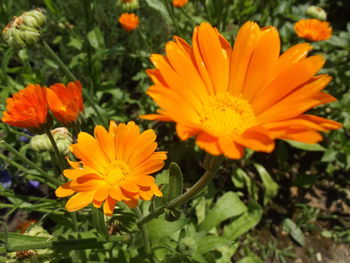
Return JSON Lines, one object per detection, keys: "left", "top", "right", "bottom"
{"left": 55, "top": 121, "right": 166, "bottom": 215}
{"left": 46, "top": 81, "right": 84, "bottom": 126}
{"left": 118, "top": 13, "right": 139, "bottom": 32}
{"left": 2, "top": 84, "right": 49, "bottom": 133}
{"left": 141, "top": 22, "right": 341, "bottom": 159}
{"left": 294, "top": 19, "right": 332, "bottom": 41}
{"left": 173, "top": 0, "right": 188, "bottom": 7}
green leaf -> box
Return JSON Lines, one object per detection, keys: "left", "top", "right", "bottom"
{"left": 196, "top": 236, "right": 230, "bottom": 254}
{"left": 199, "top": 192, "right": 247, "bottom": 232}
{"left": 232, "top": 168, "right": 258, "bottom": 200}
{"left": 146, "top": 216, "right": 188, "bottom": 241}
{"left": 167, "top": 162, "right": 183, "bottom": 202}
{"left": 0, "top": 232, "right": 128, "bottom": 253}
{"left": 282, "top": 218, "right": 305, "bottom": 246}
{"left": 145, "top": 0, "right": 171, "bottom": 23}
{"left": 253, "top": 163, "right": 279, "bottom": 205}
{"left": 87, "top": 27, "right": 105, "bottom": 49}
{"left": 91, "top": 207, "right": 108, "bottom": 238}
{"left": 285, "top": 140, "right": 325, "bottom": 152}
{"left": 223, "top": 200, "right": 262, "bottom": 241}
{"left": 236, "top": 254, "right": 263, "bottom": 263}
{"left": 43, "top": 0, "right": 59, "bottom": 14}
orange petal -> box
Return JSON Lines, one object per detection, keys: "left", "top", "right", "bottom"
{"left": 66, "top": 191, "right": 96, "bottom": 212}
{"left": 218, "top": 137, "right": 245, "bottom": 159}
{"left": 103, "top": 196, "right": 117, "bottom": 216}
{"left": 228, "top": 21, "right": 262, "bottom": 95}
{"left": 55, "top": 182, "right": 75, "bottom": 197}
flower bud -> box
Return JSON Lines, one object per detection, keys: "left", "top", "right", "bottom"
{"left": 117, "top": 0, "right": 139, "bottom": 11}
{"left": 30, "top": 127, "right": 72, "bottom": 155}
{"left": 178, "top": 237, "right": 197, "bottom": 256}
{"left": 306, "top": 5, "right": 327, "bottom": 21}
{"left": 2, "top": 8, "right": 46, "bottom": 49}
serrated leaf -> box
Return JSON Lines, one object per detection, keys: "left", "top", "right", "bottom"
{"left": 282, "top": 218, "right": 305, "bottom": 246}
{"left": 167, "top": 162, "right": 183, "bottom": 202}
{"left": 285, "top": 140, "right": 325, "bottom": 152}
{"left": 199, "top": 192, "right": 247, "bottom": 232}
{"left": 146, "top": 216, "right": 188, "bottom": 241}
{"left": 223, "top": 200, "right": 262, "bottom": 241}
{"left": 254, "top": 163, "right": 279, "bottom": 205}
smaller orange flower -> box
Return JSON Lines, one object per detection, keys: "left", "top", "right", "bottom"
{"left": 56, "top": 121, "right": 166, "bottom": 215}
{"left": 2, "top": 84, "right": 49, "bottom": 133}
{"left": 173, "top": 0, "right": 188, "bottom": 7}
{"left": 46, "top": 80, "right": 84, "bottom": 126}
{"left": 118, "top": 13, "right": 139, "bottom": 32}
{"left": 294, "top": 19, "right": 332, "bottom": 41}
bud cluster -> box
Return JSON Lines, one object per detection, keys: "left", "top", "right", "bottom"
{"left": 2, "top": 8, "right": 46, "bottom": 49}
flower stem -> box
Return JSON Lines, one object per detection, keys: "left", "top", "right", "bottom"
{"left": 40, "top": 39, "right": 76, "bottom": 81}
{"left": 135, "top": 207, "right": 151, "bottom": 254}
{"left": 39, "top": 39, "right": 107, "bottom": 127}
{"left": 46, "top": 130, "right": 66, "bottom": 172}
{"left": 71, "top": 212, "right": 79, "bottom": 232}
{"left": 136, "top": 154, "right": 224, "bottom": 226}
{"left": 1, "top": 140, "right": 61, "bottom": 187}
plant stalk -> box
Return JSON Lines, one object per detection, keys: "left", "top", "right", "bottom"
{"left": 136, "top": 154, "right": 224, "bottom": 225}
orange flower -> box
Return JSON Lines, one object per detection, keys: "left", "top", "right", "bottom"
{"left": 141, "top": 22, "right": 341, "bottom": 159}
{"left": 294, "top": 19, "right": 332, "bottom": 41}
{"left": 118, "top": 13, "right": 139, "bottom": 32}
{"left": 173, "top": 0, "right": 188, "bottom": 7}
{"left": 55, "top": 121, "right": 166, "bottom": 215}
{"left": 46, "top": 80, "right": 84, "bottom": 126}
{"left": 2, "top": 84, "right": 49, "bottom": 133}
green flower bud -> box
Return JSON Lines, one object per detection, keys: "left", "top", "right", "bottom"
{"left": 52, "top": 127, "right": 73, "bottom": 155}
{"left": 22, "top": 9, "right": 46, "bottom": 28}
{"left": 306, "top": 5, "right": 327, "bottom": 21}
{"left": 178, "top": 237, "right": 197, "bottom": 256}
{"left": 30, "top": 127, "right": 72, "bottom": 155}
{"left": 2, "top": 8, "right": 46, "bottom": 49}
{"left": 117, "top": 0, "right": 139, "bottom": 11}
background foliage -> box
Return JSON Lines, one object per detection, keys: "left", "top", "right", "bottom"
{"left": 1, "top": 0, "right": 350, "bottom": 262}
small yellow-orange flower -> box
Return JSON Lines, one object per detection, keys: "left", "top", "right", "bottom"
{"left": 118, "top": 13, "right": 139, "bottom": 32}
{"left": 294, "top": 19, "right": 332, "bottom": 41}
{"left": 173, "top": 0, "right": 188, "bottom": 7}
{"left": 56, "top": 121, "right": 166, "bottom": 215}
{"left": 141, "top": 22, "right": 341, "bottom": 159}
{"left": 46, "top": 80, "right": 84, "bottom": 126}
{"left": 2, "top": 84, "right": 49, "bottom": 133}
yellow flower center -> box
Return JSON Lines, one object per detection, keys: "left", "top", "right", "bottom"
{"left": 104, "top": 160, "right": 130, "bottom": 186}
{"left": 199, "top": 93, "right": 256, "bottom": 138}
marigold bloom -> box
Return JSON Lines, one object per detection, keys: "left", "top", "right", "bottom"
{"left": 173, "top": 0, "right": 189, "bottom": 7}
{"left": 2, "top": 84, "right": 49, "bottom": 133}
{"left": 46, "top": 81, "right": 84, "bottom": 126}
{"left": 118, "top": 13, "right": 139, "bottom": 32}
{"left": 141, "top": 22, "right": 341, "bottom": 159}
{"left": 56, "top": 121, "right": 166, "bottom": 215}
{"left": 294, "top": 19, "right": 332, "bottom": 41}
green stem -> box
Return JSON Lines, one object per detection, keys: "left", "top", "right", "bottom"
{"left": 40, "top": 39, "right": 76, "bottom": 81}
{"left": 137, "top": 154, "right": 224, "bottom": 226}
{"left": 71, "top": 212, "right": 79, "bottom": 232}
{"left": 135, "top": 207, "right": 151, "bottom": 254}
{"left": 40, "top": 39, "right": 107, "bottom": 127}
{"left": 46, "top": 130, "right": 66, "bottom": 172}
{"left": 162, "top": 0, "right": 182, "bottom": 36}
{"left": 1, "top": 141, "right": 61, "bottom": 187}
